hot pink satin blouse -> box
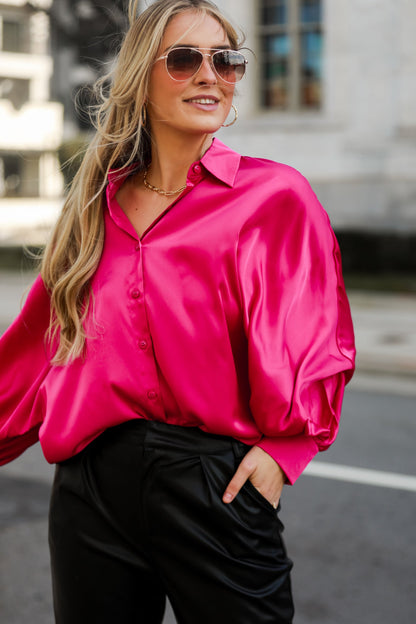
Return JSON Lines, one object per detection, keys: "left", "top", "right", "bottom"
{"left": 0, "top": 138, "right": 355, "bottom": 483}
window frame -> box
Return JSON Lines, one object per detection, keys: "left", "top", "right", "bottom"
{"left": 258, "top": 0, "right": 324, "bottom": 112}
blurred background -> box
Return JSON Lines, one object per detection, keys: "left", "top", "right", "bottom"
{"left": 0, "top": 1, "right": 415, "bottom": 624}
{"left": 0, "top": 0, "right": 415, "bottom": 288}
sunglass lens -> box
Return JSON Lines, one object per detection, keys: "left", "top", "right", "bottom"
{"left": 167, "top": 48, "right": 202, "bottom": 80}
{"left": 213, "top": 51, "right": 246, "bottom": 83}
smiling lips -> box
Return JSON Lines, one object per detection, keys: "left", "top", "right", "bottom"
{"left": 186, "top": 97, "right": 219, "bottom": 105}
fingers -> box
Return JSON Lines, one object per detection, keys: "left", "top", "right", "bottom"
{"left": 222, "top": 446, "right": 286, "bottom": 507}
{"left": 222, "top": 451, "right": 256, "bottom": 504}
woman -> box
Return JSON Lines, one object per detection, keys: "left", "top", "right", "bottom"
{"left": 0, "top": 1, "right": 355, "bottom": 622}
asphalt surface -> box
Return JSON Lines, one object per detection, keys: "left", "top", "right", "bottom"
{"left": 1, "top": 270, "right": 416, "bottom": 623}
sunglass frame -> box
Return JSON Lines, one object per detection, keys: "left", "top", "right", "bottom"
{"left": 155, "top": 47, "right": 248, "bottom": 84}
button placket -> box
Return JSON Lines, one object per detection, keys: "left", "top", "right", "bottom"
{"left": 129, "top": 251, "right": 163, "bottom": 415}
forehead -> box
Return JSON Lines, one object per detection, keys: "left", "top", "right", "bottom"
{"left": 160, "top": 10, "right": 230, "bottom": 50}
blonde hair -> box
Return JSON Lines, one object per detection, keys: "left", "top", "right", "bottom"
{"left": 41, "top": 0, "right": 242, "bottom": 364}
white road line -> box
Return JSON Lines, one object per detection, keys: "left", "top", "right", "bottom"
{"left": 304, "top": 461, "right": 416, "bottom": 492}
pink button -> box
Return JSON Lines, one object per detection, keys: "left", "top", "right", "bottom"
{"left": 147, "top": 390, "right": 158, "bottom": 400}
{"left": 193, "top": 164, "right": 202, "bottom": 174}
{"left": 139, "top": 340, "right": 148, "bottom": 350}
{"left": 131, "top": 289, "right": 141, "bottom": 299}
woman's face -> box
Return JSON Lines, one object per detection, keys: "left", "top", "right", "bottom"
{"left": 147, "top": 10, "right": 236, "bottom": 139}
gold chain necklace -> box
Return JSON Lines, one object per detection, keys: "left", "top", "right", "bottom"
{"left": 143, "top": 168, "right": 187, "bottom": 197}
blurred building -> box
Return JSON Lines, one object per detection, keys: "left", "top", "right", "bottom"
{"left": 49, "top": 0, "right": 126, "bottom": 137}
{"left": 2, "top": 0, "right": 415, "bottom": 269}
{"left": 0, "top": 0, "right": 63, "bottom": 244}
{"left": 213, "top": 0, "right": 416, "bottom": 240}
{"left": 52, "top": 1, "right": 416, "bottom": 238}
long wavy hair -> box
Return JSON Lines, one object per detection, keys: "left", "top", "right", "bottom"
{"left": 40, "top": 0, "right": 242, "bottom": 365}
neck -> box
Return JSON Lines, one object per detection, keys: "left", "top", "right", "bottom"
{"left": 147, "top": 130, "right": 213, "bottom": 192}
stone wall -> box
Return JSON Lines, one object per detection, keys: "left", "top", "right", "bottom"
{"left": 215, "top": 0, "right": 416, "bottom": 233}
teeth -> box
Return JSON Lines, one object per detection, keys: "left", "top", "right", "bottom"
{"left": 189, "top": 98, "right": 217, "bottom": 104}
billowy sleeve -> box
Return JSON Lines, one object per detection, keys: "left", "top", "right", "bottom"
{"left": 0, "top": 274, "right": 52, "bottom": 465}
{"left": 237, "top": 172, "right": 355, "bottom": 484}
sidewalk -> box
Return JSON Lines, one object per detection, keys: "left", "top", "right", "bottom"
{"left": 348, "top": 290, "right": 416, "bottom": 379}
{"left": 1, "top": 269, "right": 416, "bottom": 384}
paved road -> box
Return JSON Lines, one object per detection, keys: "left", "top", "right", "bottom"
{"left": 1, "top": 386, "right": 415, "bottom": 624}
{"left": 1, "top": 271, "right": 416, "bottom": 623}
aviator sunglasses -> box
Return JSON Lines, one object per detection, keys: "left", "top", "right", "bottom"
{"left": 155, "top": 47, "right": 248, "bottom": 84}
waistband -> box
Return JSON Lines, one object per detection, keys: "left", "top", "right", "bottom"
{"left": 100, "top": 419, "right": 251, "bottom": 458}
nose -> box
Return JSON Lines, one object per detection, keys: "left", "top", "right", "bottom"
{"left": 194, "top": 53, "right": 217, "bottom": 84}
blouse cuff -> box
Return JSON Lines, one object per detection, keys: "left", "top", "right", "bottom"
{"left": 257, "top": 434, "right": 319, "bottom": 485}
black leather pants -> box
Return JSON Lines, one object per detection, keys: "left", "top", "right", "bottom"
{"left": 49, "top": 420, "right": 294, "bottom": 623}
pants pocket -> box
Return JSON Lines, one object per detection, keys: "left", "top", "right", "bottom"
{"left": 242, "top": 478, "right": 281, "bottom": 515}
{"left": 198, "top": 450, "right": 286, "bottom": 564}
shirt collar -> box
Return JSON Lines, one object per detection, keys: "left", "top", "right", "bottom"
{"left": 106, "top": 137, "right": 241, "bottom": 196}
{"left": 200, "top": 138, "right": 241, "bottom": 187}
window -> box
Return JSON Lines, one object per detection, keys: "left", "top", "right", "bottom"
{"left": 2, "top": 19, "right": 24, "bottom": 53}
{"left": 259, "top": 0, "right": 323, "bottom": 110}
{"left": 0, "top": 77, "right": 30, "bottom": 109}
{"left": 0, "top": 154, "right": 39, "bottom": 198}
{"left": 0, "top": 155, "right": 22, "bottom": 197}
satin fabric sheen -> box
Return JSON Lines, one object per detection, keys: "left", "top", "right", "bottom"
{"left": 0, "top": 139, "right": 355, "bottom": 483}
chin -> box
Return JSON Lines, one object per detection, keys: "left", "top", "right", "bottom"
{"left": 188, "top": 121, "right": 222, "bottom": 134}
